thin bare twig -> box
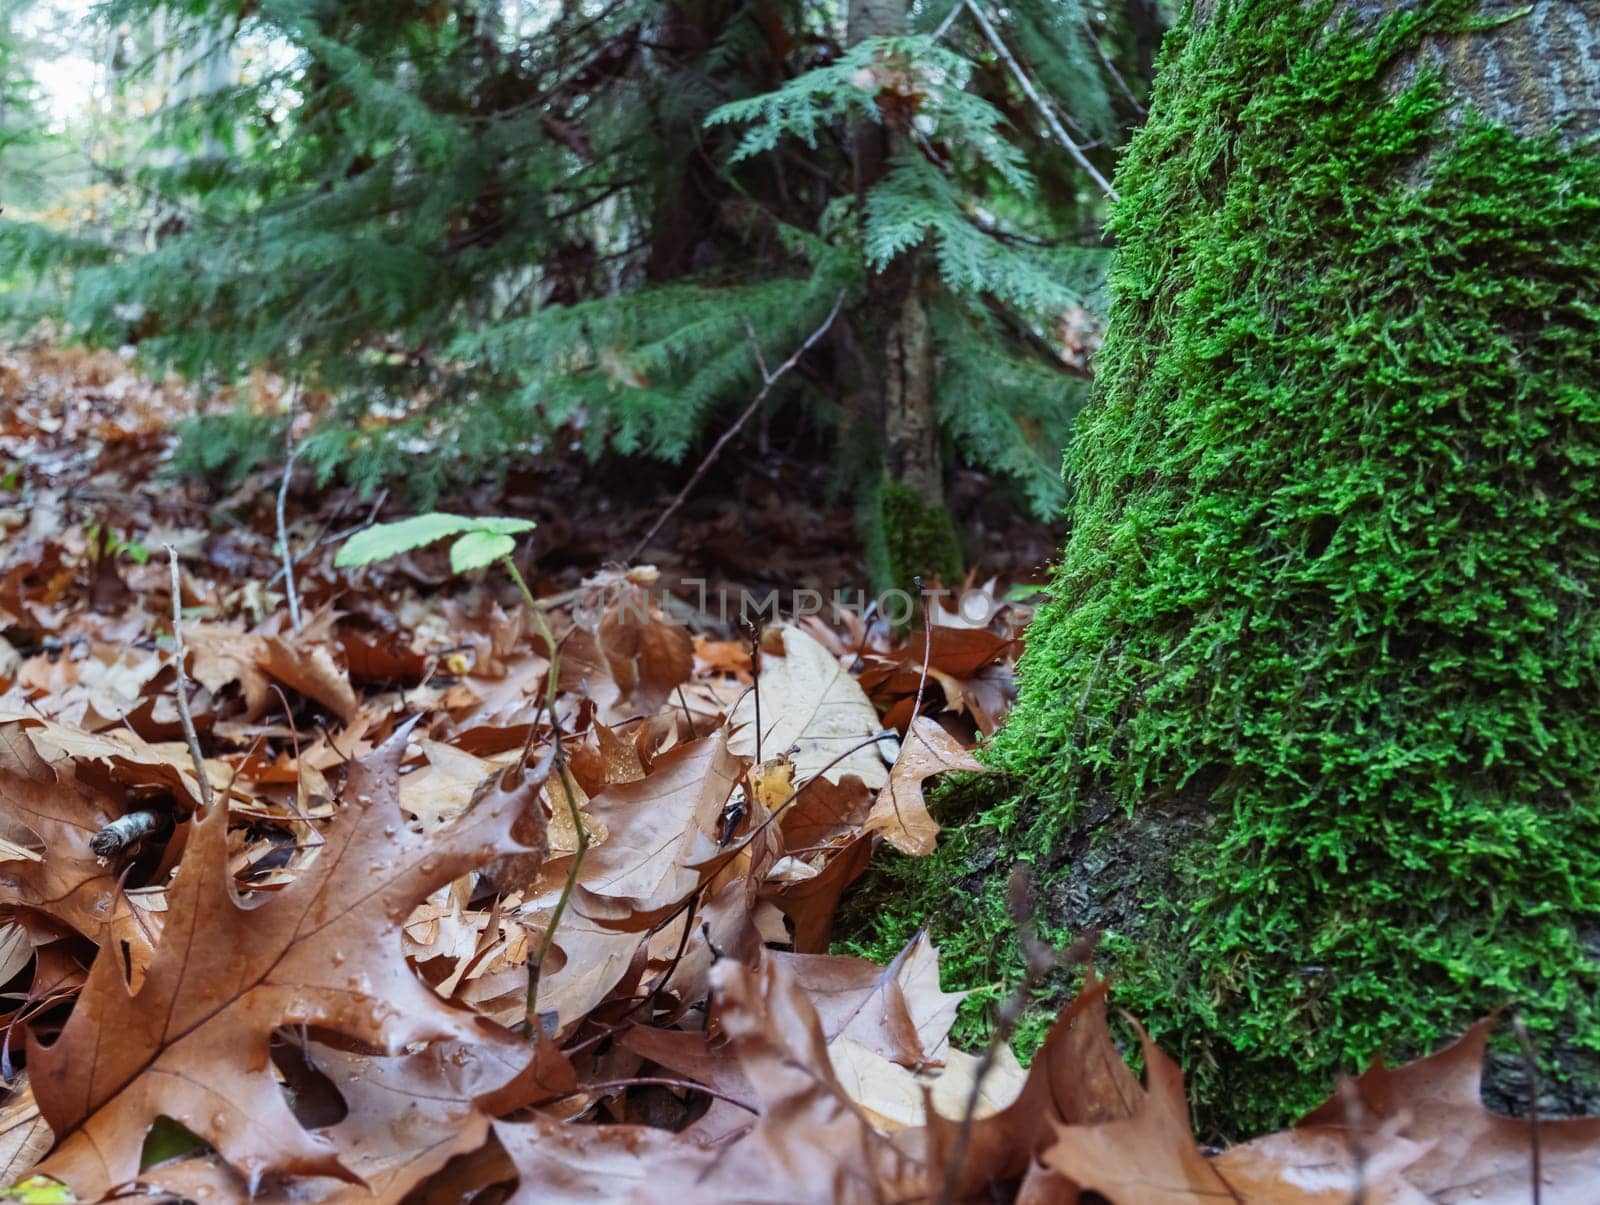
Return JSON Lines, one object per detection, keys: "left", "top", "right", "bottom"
{"left": 277, "top": 438, "right": 304, "bottom": 635}
{"left": 1084, "top": 20, "right": 1146, "bottom": 116}
{"left": 626, "top": 290, "right": 846, "bottom": 562}
{"left": 502, "top": 554, "right": 590, "bottom": 1038}
{"left": 275, "top": 378, "right": 305, "bottom": 632}
{"left": 1514, "top": 1013, "right": 1543, "bottom": 1205}
{"left": 932, "top": 0, "right": 966, "bottom": 40}
{"left": 962, "top": 0, "right": 1119, "bottom": 201}
{"left": 937, "top": 867, "right": 1093, "bottom": 1205}
{"left": 551, "top": 1076, "right": 759, "bottom": 1116}
{"left": 164, "top": 545, "right": 214, "bottom": 814}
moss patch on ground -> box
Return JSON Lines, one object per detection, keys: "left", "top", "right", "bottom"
{"left": 845, "top": 0, "right": 1600, "bottom": 1137}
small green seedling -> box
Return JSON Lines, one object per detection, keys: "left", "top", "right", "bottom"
{"left": 333, "top": 512, "right": 536, "bottom": 574}
{"left": 333, "top": 511, "right": 581, "bottom": 1038}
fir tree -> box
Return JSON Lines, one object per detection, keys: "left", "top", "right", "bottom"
{"left": 0, "top": 0, "right": 1161, "bottom": 541}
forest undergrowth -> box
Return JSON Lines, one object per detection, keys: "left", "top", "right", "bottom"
{"left": 1, "top": 344, "right": 1595, "bottom": 1201}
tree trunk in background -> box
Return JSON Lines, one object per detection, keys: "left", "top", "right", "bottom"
{"left": 959, "top": 0, "right": 1600, "bottom": 1134}
{"left": 644, "top": 0, "right": 735, "bottom": 283}
{"left": 849, "top": 0, "right": 943, "bottom": 513}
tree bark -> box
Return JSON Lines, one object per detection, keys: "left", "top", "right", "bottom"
{"left": 849, "top": 0, "right": 943, "bottom": 511}
{"left": 966, "top": 0, "right": 1600, "bottom": 1133}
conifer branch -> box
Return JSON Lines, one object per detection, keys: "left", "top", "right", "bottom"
{"left": 626, "top": 289, "right": 846, "bottom": 562}
{"left": 961, "top": 0, "right": 1119, "bottom": 201}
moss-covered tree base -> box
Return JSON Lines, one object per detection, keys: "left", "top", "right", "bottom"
{"left": 847, "top": 0, "right": 1600, "bottom": 1136}
{"left": 861, "top": 478, "right": 964, "bottom": 598}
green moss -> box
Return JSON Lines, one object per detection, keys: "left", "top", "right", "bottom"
{"left": 966, "top": 0, "right": 1600, "bottom": 1134}
{"left": 862, "top": 478, "right": 964, "bottom": 598}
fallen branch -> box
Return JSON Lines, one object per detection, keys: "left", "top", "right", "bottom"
{"left": 626, "top": 290, "right": 846, "bottom": 563}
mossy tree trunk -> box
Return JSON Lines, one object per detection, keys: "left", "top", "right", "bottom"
{"left": 849, "top": 0, "right": 962, "bottom": 591}
{"left": 978, "top": 0, "right": 1600, "bottom": 1133}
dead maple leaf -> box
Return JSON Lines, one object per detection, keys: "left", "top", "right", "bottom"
{"left": 26, "top": 724, "right": 544, "bottom": 1199}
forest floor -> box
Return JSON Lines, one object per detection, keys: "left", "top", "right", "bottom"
{"left": 1, "top": 343, "right": 1594, "bottom": 1202}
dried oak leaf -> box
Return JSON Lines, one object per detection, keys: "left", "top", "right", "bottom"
{"left": 729, "top": 626, "right": 890, "bottom": 789}
{"left": 549, "top": 954, "right": 921, "bottom": 1203}
{"left": 494, "top": 1112, "right": 694, "bottom": 1205}
{"left": 921, "top": 970, "right": 1142, "bottom": 1197}
{"left": 1037, "top": 1021, "right": 1239, "bottom": 1203}
{"left": 186, "top": 627, "right": 360, "bottom": 724}
{"left": 0, "top": 756, "right": 120, "bottom": 943}
{"left": 0, "top": 709, "right": 225, "bottom": 812}
{"left": 575, "top": 733, "right": 742, "bottom": 930}
{"left": 117, "top": 1038, "right": 536, "bottom": 1205}
{"left": 0, "top": 1076, "right": 51, "bottom": 1190}
{"left": 765, "top": 832, "right": 874, "bottom": 954}
{"left": 27, "top": 724, "right": 543, "bottom": 1200}
{"left": 687, "top": 954, "right": 926, "bottom": 1202}
{"left": 1297, "top": 1015, "right": 1600, "bottom": 1202}
{"left": 863, "top": 716, "right": 985, "bottom": 856}
{"left": 255, "top": 635, "right": 361, "bottom": 725}
{"left": 772, "top": 930, "right": 965, "bottom": 1070}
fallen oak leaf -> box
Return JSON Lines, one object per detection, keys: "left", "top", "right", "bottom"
{"left": 0, "top": 761, "right": 123, "bottom": 945}
{"left": 117, "top": 1039, "right": 540, "bottom": 1205}
{"left": 772, "top": 930, "right": 967, "bottom": 1070}
{"left": 863, "top": 716, "right": 985, "bottom": 856}
{"left": 1036, "top": 1020, "right": 1238, "bottom": 1203}
{"left": 1209, "top": 1122, "right": 1430, "bottom": 1204}
{"left": 255, "top": 635, "right": 360, "bottom": 725}
{"left": 0, "top": 708, "right": 229, "bottom": 813}
{"left": 574, "top": 733, "right": 742, "bottom": 930}
{"left": 685, "top": 953, "right": 926, "bottom": 1203}
{"left": 826, "top": 1036, "right": 1024, "bottom": 1135}
{"left": 1298, "top": 1015, "right": 1600, "bottom": 1202}
{"left": 493, "top": 1112, "right": 696, "bottom": 1205}
{"left": 26, "top": 723, "right": 543, "bottom": 1200}
{"left": 0, "top": 1077, "right": 51, "bottom": 1191}
{"left": 765, "top": 832, "right": 874, "bottom": 954}
{"left": 729, "top": 626, "right": 892, "bottom": 789}
{"left": 919, "top": 969, "right": 1141, "bottom": 1197}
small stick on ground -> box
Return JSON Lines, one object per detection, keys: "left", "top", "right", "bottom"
{"left": 164, "top": 545, "right": 214, "bottom": 814}
{"left": 626, "top": 289, "right": 845, "bottom": 563}
{"left": 276, "top": 441, "right": 304, "bottom": 634}
{"left": 89, "top": 810, "right": 166, "bottom": 860}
